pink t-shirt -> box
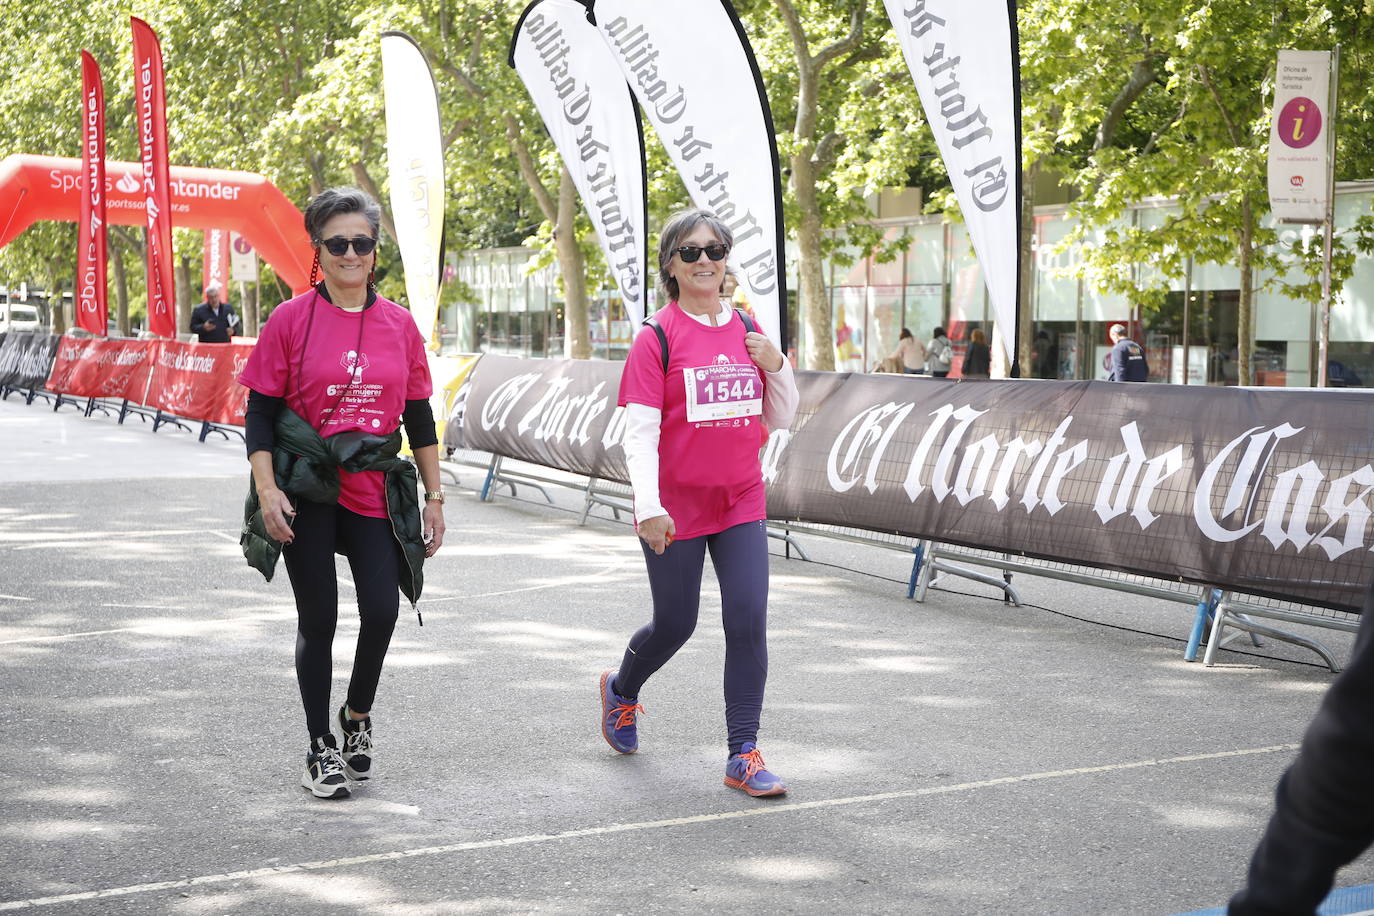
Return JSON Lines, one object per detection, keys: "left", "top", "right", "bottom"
{"left": 238, "top": 289, "right": 432, "bottom": 518}
{"left": 618, "top": 303, "right": 768, "bottom": 539}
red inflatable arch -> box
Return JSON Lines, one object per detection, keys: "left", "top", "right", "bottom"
{"left": 0, "top": 154, "right": 313, "bottom": 293}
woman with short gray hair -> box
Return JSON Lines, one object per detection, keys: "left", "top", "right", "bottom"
{"left": 599, "top": 207, "right": 799, "bottom": 797}
{"left": 238, "top": 186, "right": 446, "bottom": 799}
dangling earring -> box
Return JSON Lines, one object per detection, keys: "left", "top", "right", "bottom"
{"left": 367, "top": 258, "right": 376, "bottom": 291}
{"left": 308, "top": 250, "right": 320, "bottom": 287}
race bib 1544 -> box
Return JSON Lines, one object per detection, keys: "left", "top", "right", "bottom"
{"left": 683, "top": 363, "right": 763, "bottom": 424}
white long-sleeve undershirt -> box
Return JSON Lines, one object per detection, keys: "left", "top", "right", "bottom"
{"left": 622, "top": 302, "right": 800, "bottom": 524}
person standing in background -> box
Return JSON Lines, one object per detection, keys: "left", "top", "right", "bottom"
{"left": 926, "top": 327, "right": 953, "bottom": 378}
{"left": 190, "top": 284, "right": 238, "bottom": 343}
{"left": 888, "top": 328, "right": 927, "bottom": 375}
{"left": 1106, "top": 323, "right": 1149, "bottom": 382}
{"left": 961, "top": 328, "right": 991, "bottom": 379}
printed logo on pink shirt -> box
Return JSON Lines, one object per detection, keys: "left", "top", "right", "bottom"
{"left": 341, "top": 349, "right": 370, "bottom": 381}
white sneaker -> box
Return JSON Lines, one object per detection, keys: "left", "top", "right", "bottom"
{"left": 338, "top": 705, "right": 374, "bottom": 781}
{"left": 301, "top": 734, "right": 350, "bottom": 799}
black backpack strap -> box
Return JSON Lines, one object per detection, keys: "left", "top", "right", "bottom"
{"left": 645, "top": 309, "right": 755, "bottom": 376}
{"left": 643, "top": 316, "right": 669, "bottom": 373}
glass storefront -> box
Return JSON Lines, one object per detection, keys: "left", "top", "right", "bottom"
{"left": 447, "top": 182, "right": 1374, "bottom": 385}
{"left": 443, "top": 248, "right": 642, "bottom": 361}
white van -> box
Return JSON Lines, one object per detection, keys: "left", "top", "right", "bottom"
{"left": 0, "top": 302, "right": 41, "bottom": 333}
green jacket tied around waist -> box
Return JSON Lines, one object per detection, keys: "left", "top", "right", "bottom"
{"left": 240, "top": 406, "right": 425, "bottom": 608}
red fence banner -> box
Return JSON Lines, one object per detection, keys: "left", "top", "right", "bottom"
{"left": 131, "top": 17, "right": 175, "bottom": 339}
{"left": 77, "top": 51, "right": 108, "bottom": 335}
{"left": 45, "top": 335, "right": 249, "bottom": 423}
{"left": 46, "top": 336, "right": 156, "bottom": 401}
{"left": 202, "top": 228, "right": 230, "bottom": 296}
{"left": 145, "top": 340, "right": 253, "bottom": 424}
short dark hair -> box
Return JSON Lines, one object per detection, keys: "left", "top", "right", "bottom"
{"left": 657, "top": 208, "right": 734, "bottom": 302}
{"left": 303, "top": 187, "right": 382, "bottom": 243}
{"left": 933, "top": 326, "right": 946, "bottom": 338}
{"left": 899, "top": 327, "right": 912, "bottom": 340}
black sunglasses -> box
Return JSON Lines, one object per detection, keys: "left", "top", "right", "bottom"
{"left": 317, "top": 236, "right": 378, "bottom": 257}
{"left": 673, "top": 243, "right": 729, "bottom": 263}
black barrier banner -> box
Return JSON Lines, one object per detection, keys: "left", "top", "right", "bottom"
{"left": 771, "top": 375, "right": 1374, "bottom": 612}
{"left": 463, "top": 355, "right": 628, "bottom": 481}
{"left": 0, "top": 332, "right": 60, "bottom": 389}
{"left": 464, "top": 356, "right": 1374, "bottom": 612}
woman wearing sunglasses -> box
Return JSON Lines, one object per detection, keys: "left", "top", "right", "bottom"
{"left": 600, "top": 207, "right": 799, "bottom": 796}
{"left": 238, "top": 187, "right": 445, "bottom": 799}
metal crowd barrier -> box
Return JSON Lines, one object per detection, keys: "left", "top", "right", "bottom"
{"left": 913, "top": 541, "right": 1352, "bottom": 672}
{"left": 439, "top": 448, "right": 1356, "bottom": 672}
{"left": 1204, "top": 590, "right": 1358, "bottom": 670}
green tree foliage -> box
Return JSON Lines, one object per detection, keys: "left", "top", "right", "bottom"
{"left": 1023, "top": 0, "right": 1374, "bottom": 383}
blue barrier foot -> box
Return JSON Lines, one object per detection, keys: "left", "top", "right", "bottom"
{"left": 907, "top": 545, "right": 925, "bottom": 599}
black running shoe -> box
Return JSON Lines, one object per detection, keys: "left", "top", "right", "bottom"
{"left": 301, "top": 734, "right": 349, "bottom": 799}
{"left": 338, "top": 705, "right": 374, "bottom": 781}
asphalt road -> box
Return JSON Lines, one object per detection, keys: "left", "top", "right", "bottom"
{"left": 0, "top": 394, "right": 1370, "bottom": 914}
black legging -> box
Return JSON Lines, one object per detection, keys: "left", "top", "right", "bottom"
{"left": 282, "top": 498, "right": 400, "bottom": 740}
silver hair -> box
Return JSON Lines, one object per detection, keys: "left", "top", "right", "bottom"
{"left": 1109, "top": 323, "right": 1127, "bottom": 338}
{"left": 204, "top": 283, "right": 221, "bottom": 295}
{"left": 303, "top": 187, "right": 382, "bottom": 242}
{"left": 657, "top": 208, "right": 734, "bottom": 303}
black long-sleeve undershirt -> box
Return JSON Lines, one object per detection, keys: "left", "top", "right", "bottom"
{"left": 244, "top": 390, "right": 437, "bottom": 456}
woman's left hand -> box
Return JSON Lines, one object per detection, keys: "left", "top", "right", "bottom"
{"left": 745, "top": 331, "right": 784, "bottom": 373}
{"left": 422, "top": 501, "right": 446, "bottom": 557}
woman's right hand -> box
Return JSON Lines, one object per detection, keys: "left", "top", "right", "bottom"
{"left": 258, "top": 486, "right": 297, "bottom": 544}
{"left": 638, "top": 514, "right": 676, "bottom": 555}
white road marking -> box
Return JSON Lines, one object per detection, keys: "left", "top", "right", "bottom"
{"left": 0, "top": 743, "right": 1300, "bottom": 911}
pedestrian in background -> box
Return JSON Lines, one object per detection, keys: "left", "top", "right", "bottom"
{"left": 962, "top": 327, "right": 991, "bottom": 379}
{"left": 926, "top": 326, "right": 953, "bottom": 377}
{"left": 1106, "top": 323, "right": 1149, "bottom": 381}
{"left": 601, "top": 207, "right": 799, "bottom": 797}
{"left": 189, "top": 284, "right": 238, "bottom": 343}
{"left": 238, "top": 187, "right": 446, "bottom": 800}
{"left": 1032, "top": 330, "right": 1059, "bottom": 379}
{"left": 888, "top": 327, "right": 927, "bottom": 375}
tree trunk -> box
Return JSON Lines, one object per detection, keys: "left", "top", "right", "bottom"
{"left": 240, "top": 281, "right": 260, "bottom": 337}
{"left": 351, "top": 162, "right": 399, "bottom": 243}
{"left": 556, "top": 168, "right": 591, "bottom": 359}
{"left": 1016, "top": 160, "right": 1040, "bottom": 376}
{"left": 773, "top": 0, "right": 863, "bottom": 371}
{"left": 1237, "top": 196, "right": 1254, "bottom": 386}
{"left": 49, "top": 270, "right": 67, "bottom": 334}
{"left": 111, "top": 245, "right": 130, "bottom": 335}
{"left": 175, "top": 255, "right": 192, "bottom": 339}
{"left": 794, "top": 150, "right": 832, "bottom": 371}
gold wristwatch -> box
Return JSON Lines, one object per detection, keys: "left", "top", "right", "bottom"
{"left": 424, "top": 490, "right": 445, "bottom": 504}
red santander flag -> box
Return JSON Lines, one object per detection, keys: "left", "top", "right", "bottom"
{"left": 131, "top": 17, "right": 175, "bottom": 339}
{"left": 202, "top": 228, "right": 230, "bottom": 300}
{"left": 77, "top": 50, "right": 108, "bottom": 335}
